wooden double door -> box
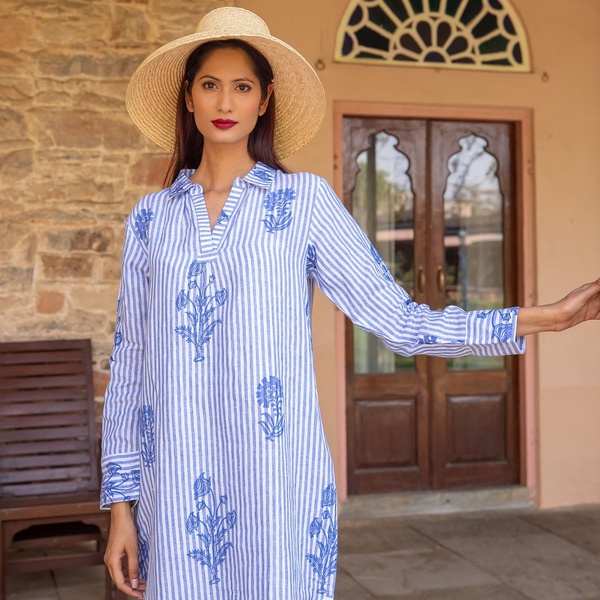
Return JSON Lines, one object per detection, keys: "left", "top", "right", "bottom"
{"left": 343, "top": 117, "right": 520, "bottom": 494}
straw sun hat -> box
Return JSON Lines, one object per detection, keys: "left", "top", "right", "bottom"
{"left": 126, "top": 7, "right": 326, "bottom": 159}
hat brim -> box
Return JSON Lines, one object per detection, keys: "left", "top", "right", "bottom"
{"left": 126, "top": 30, "right": 326, "bottom": 160}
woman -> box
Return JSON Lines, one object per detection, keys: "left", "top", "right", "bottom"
{"left": 101, "top": 7, "right": 600, "bottom": 600}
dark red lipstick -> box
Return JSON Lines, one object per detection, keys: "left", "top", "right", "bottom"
{"left": 212, "top": 119, "right": 237, "bottom": 129}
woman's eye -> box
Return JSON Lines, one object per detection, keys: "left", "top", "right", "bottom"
{"left": 237, "top": 84, "right": 251, "bottom": 92}
{"left": 203, "top": 81, "right": 217, "bottom": 89}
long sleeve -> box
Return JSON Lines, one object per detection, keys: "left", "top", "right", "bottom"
{"left": 100, "top": 213, "right": 150, "bottom": 508}
{"left": 307, "top": 178, "right": 525, "bottom": 358}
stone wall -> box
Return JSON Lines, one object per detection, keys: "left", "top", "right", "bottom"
{"left": 0, "top": 0, "right": 231, "bottom": 415}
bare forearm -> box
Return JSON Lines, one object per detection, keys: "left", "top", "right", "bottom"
{"left": 516, "top": 305, "right": 557, "bottom": 336}
{"left": 110, "top": 500, "right": 134, "bottom": 522}
{"left": 516, "top": 278, "right": 600, "bottom": 336}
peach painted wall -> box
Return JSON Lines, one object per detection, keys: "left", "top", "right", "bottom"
{"left": 238, "top": 0, "right": 600, "bottom": 507}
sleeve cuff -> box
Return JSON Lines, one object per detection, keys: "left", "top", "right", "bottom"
{"left": 466, "top": 307, "right": 526, "bottom": 356}
{"left": 100, "top": 453, "right": 141, "bottom": 509}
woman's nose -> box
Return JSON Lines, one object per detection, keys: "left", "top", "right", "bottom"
{"left": 217, "top": 90, "right": 233, "bottom": 113}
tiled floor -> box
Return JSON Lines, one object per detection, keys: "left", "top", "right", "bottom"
{"left": 7, "top": 505, "right": 600, "bottom": 599}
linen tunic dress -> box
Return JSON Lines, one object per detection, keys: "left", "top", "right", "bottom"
{"left": 101, "top": 163, "right": 525, "bottom": 600}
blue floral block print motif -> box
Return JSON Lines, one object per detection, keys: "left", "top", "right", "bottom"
{"left": 306, "top": 484, "right": 338, "bottom": 596}
{"left": 370, "top": 244, "right": 394, "bottom": 282}
{"left": 186, "top": 473, "right": 237, "bottom": 586}
{"left": 306, "top": 244, "right": 318, "bottom": 277}
{"left": 133, "top": 208, "right": 154, "bottom": 244}
{"left": 138, "top": 405, "right": 155, "bottom": 467}
{"left": 175, "top": 260, "right": 228, "bottom": 362}
{"left": 100, "top": 463, "right": 140, "bottom": 506}
{"left": 256, "top": 376, "right": 285, "bottom": 441}
{"left": 262, "top": 188, "right": 295, "bottom": 233}
{"left": 477, "top": 307, "right": 518, "bottom": 342}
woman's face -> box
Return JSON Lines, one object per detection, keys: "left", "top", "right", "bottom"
{"left": 185, "top": 47, "right": 272, "bottom": 152}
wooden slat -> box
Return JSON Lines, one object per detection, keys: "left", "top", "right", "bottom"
{"left": 0, "top": 493, "right": 104, "bottom": 515}
{"left": 0, "top": 348, "right": 84, "bottom": 365}
{"left": 0, "top": 439, "right": 90, "bottom": 456}
{"left": 0, "top": 374, "right": 87, "bottom": 391}
{"left": 0, "top": 451, "right": 90, "bottom": 470}
{"left": 0, "top": 413, "right": 88, "bottom": 429}
{"left": 0, "top": 400, "right": 88, "bottom": 416}
{"left": 13, "top": 533, "right": 100, "bottom": 549}
{"left": 0, "top": 387, "right": 87, "bottom": 403}
{"left": 2, "top": 362, "right": 85, "bottom": 378}
{"left": 1, "top": 425, "right": 89, "bottom": 442}
{"left": 1, "top": 466, "right": 91, "bottom": 484}
{"left": 7, "top": 552, "right": 102, "bottom": 573}
{"left": 3, "top": 479, "right": 87, "bottom": 497}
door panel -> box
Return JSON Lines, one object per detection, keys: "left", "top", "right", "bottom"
{"left": 344, "top": 118, "right": 429, "bottom": 493}
{"left": 343, "top": 116, "right": 520, "bottom": 494}
{"left": 429, "top": 121, "right": 519, "bottom": 489}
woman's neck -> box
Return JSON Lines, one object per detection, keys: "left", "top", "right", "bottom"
{"left": 191, "top": 144, "right": 255, "bottom": 194}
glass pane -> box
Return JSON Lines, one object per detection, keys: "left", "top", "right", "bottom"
{"left": 353, "top": 131, "right": 416, "bottom": 374}
{"left": 443, "top": 133, "right": 505, "bottom": 370}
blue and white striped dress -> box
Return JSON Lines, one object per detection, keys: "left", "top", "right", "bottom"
{"left": 101, "top": 162, "right": 525, "bottom": 600}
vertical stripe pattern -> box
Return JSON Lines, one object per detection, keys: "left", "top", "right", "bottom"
{"left": 101, "top": 163, "right": 525, "bottom": 600}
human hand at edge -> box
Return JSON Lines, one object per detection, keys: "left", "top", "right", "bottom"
{"left": 105, "top": 501, "right": 146, "bottom": 599}
{"left": 516, "top": 278, "right": 600, "bottom": 336}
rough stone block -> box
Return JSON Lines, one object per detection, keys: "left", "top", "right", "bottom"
{"left": 0, "top": 78, "right": 35, "bottom": 103}
{"left": 100, "top": 256, "right": 122, "bottom": 281}
{"left": 40, "top": 254, "right": 94, "bottom": 279}
{"left": 111, "top": 5, "right": 150, "bottom": 44}
{"left": 0, "top": 267, "right": 33, "bottom": 290}
{"left": 130, "top": 154, "right": 171, "bottom": 188}
{"left": 70, "top": 283, "right": 118, "bottom": 312}
{"left": 45, "top": 228, "right": 114, "bottom": 252}
{"left": 93, "top": 369, "right": 110, "bottom": 397}
{"left": 0, "top": 108, "right": 29, "bottom": 144}
{"left": 36, "top": 290, "right": 65, "bottom": 314}
{"left": 38, "top": 53, "right": 144, "bottom": 79}
{"left": 72, "top": 228, "right": 114, "bottom": 252}
{"left": 0, "top": 16, "right": 34, "bottom": 51}
{"left": 0, "top": 148, "right": 34, "bottom": 169}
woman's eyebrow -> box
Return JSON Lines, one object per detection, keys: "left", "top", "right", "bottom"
{"left": 199, "top": 74, "right": 256, "bottom": 83}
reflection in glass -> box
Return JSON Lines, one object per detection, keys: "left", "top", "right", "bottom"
{"left": 443, "top": 134, "right": 505, "bottom": 370}
{"left": 352, "top": 131, "right": 416, "bottom": 374}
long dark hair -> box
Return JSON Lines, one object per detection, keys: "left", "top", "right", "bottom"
{"left": 163, "top": 39, "right": 288, "bottom": 187}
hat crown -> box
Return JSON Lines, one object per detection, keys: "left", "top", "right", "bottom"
{"left": 195, "top": 7, "right": 271, "bottom": 38}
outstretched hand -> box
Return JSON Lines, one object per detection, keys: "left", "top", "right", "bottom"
{"left": 552, "top": 278, "right": 600, "bottom": 332}
{"left": 516, "top": 278, "right": 600, "bottom": 337}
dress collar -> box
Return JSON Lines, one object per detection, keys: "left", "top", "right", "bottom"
{"left": 169, "top": 162, "right": 276, "bottom": 198}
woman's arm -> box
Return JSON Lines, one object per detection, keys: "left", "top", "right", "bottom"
{"left": 101, "top": 208, "right": 151, "bottom": 593}
{"left": 307, "top": 178, "right": 599, "bottom": 355}
{"left": 307, "top": 178, "right": 524, "bottom": 358}
{"left": 105, "top": 502, "right": 145, "bottom": 599}
{"left": 516, "top": 279, "right": 600, "bottom": 336}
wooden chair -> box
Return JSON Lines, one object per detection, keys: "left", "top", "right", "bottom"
{"left": 0, "top": 339, "right": 114, "bottom": 600}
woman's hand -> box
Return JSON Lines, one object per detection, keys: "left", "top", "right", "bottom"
{"left": 517, "top": 278, "right": 600, "bottom": 336}
{"left": 105, "top": 501, "right": 146, "bottom": 599}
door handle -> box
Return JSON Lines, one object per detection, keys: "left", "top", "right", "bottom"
{"left": 417, "top": 267, "right": 425, "bottom": 294}
{"left": 436, "top": 266, "right": 445, "bottom": 293}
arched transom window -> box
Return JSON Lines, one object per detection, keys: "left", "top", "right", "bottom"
{"left": 335, "top": 0, "right": 531, "bottom": 72}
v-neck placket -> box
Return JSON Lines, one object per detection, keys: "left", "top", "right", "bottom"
{"left": 170, "top": 164, "right": 276, "bottom": 262}
{"left": 189, "top": 179, "right": 247, "bottom": 262}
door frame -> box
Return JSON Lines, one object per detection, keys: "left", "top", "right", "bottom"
{"left": 332, "top": 101, "right": 539, "bottom": 504}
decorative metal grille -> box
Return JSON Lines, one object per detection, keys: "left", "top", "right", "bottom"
{"left": 335, "top": 0, "right": 530, "bottom": 72}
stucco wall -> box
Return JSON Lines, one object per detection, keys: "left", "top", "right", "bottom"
{"left": 239, "top": 0, "right": 600, "bottom": 507}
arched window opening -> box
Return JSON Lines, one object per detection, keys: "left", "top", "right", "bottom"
{"left": 335, "top": 0, "right": 531, "bottom": 72}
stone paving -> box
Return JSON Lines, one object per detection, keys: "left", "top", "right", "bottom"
{"left": 7, "top": 505, "right": 600, "bottom": 599}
